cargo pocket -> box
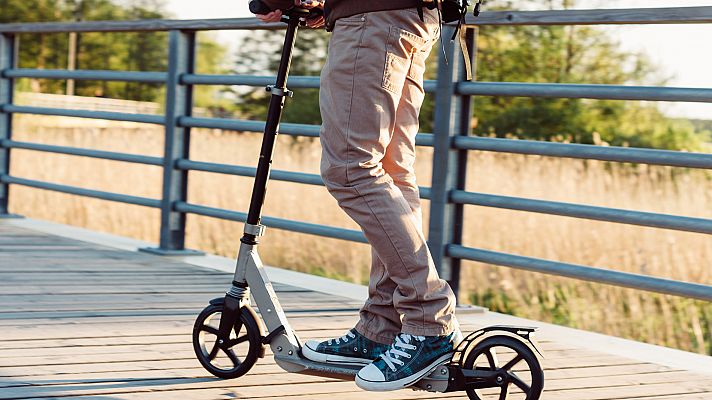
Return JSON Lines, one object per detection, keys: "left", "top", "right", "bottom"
{"left": 407, "top": 51, "right": 428, "bottom": 91}
{"left": 382, "top": 26, "right": 428, "bottom": 95}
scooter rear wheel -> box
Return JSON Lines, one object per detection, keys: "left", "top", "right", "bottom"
{"left": 193, "top": 303, "right": 262, "bottom": 379}
{"left": 463, "top": 335, "right": 544, "bottom": 400}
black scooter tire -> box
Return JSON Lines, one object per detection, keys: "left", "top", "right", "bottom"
{"left": 192, "top": 303, "right": 262, "bottom": 379}
{"left": 463, "top": 335, "right": 544, "bottom": 400}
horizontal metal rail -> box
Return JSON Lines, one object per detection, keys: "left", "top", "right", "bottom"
{"left": 454, "top": 136, "right": 712, "bottom": 169}
{"left": 447, "top": 244, "right": 712, "bottom": 302}
{"left": 457, "top": 82, "right": 712, "bottom": 103}
{"left": 181, "top": 116, "right": 435, "bottom": 146}
{"left": 182, "top": 74, "right": 438, "bottom": 93}
{"left": 466, "top": 6, "right": 712, "bottom": 26}
{"left": 2, "top": 105, "right": 164, "bottom": 125}
{"left": 2, "top": 7, "right": 711, "bottom": 33}
{"left": 3, "top": 68, "right": 167, "bottom": 83}
{"left": 0, "top": 18, "right": 275, "bottom": 34}
{"left": 174, "top": 201, "right": 367, "bottom": 243}
{"left": 179, "top": 116, "right": 320, "bottom": 137}
{"left": 182, "top": 74, "right": 320, "bottom": 89}
{"left": 450, "top": 191, "right": 712, "bottom": 235}
{"left": 175, "top": 159, "right": 433, "bottom": 199}
{"left": 176, "top": 159, "right": 324, "bottom": 186}
{"left": 415, "top": 133, "right": 435, "bottom": 147}
{"left": 1, "top": 139, "right": 164, "bottom": 166}
{"left": 0, "top": 175, "right": 161, "bottom": 208}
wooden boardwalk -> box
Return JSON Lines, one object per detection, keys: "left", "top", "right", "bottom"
{"left": 1, "top": 220, "right": 712, "bottom": 400}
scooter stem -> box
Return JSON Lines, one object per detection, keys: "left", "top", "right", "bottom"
{"left": 243, "top": 12, "right": 302, "bottom": 244}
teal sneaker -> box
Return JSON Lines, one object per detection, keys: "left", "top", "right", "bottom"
{"left": 355, "top": 331, "right": 460, "bottom": 391}
{"left": 302, "top": 328, "right": 392, "bottom": 365}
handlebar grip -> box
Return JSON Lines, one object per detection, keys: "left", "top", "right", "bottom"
{"left": 249, "top": 0, "right": 272, "bottom": 15}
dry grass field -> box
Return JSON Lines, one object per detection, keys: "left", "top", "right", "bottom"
{"left": 8, "top": 115, "right": 712, "bottom": 355}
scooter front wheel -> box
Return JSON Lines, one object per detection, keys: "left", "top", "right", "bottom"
{"left": 192, "top": 303, "right": 262, "bottom": 379}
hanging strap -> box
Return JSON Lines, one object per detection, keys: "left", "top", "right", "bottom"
{"left": 448, "top": 0, "right": 471, "bottom": 81}
{"left": 459, "top": 28, "right": 473, "bottom": 81}
{"left": 419, "top": 0, "right": 483, "bottom": 81}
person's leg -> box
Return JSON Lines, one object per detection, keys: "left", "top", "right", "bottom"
{"left": 320, "top": 8, "right": 456, "bottom": 340}
{"left": 357, "top": 250, "right": 401, "bottom": 344}
{"left": 355, "top": 55, "right": 430, "bottom": 345}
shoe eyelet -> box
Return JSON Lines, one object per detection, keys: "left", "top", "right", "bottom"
{"left": 363, "top": 349, "right": 367, "bottom": 353}
{"left": 354, "top": 347, "right": 358, "bottom": 352}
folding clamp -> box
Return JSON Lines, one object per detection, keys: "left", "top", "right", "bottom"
{"left": 244, "top": 223, "right": 266, "bottom": 237}
{"left": 266, "top": 85, "right": 294, "bottom": 98}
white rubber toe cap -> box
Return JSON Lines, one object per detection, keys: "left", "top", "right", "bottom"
{"left": 302, "top": 340, "right": 327, "bottom": 363}
{"left": 355, "top": 363, "right": 386, "bottom": 390}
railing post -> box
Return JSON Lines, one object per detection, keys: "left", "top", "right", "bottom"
{"left": 428, "top": 27, "right": 476, "bottom": 300}
{"left": 0, "top": 33, "right": 21, "bottom": 219}
{"left": 141, "top": 30, "right": 202, "bottom": 255}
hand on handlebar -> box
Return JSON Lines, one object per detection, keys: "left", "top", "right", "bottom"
{"left": 254, "top": 0, "right": 325, "bottom": 28}
{"left": 255, "top": 9, "right": 283, "bottom": 23}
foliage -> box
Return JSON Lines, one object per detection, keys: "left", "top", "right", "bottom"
{"left": 229, "top": 28, "right": 329, "bottom": 124}
{"left": 232, "top": 0, "right": 710, "bottom": 150}
{"left": 1, "top": 0, "right": 228, "bottom": 107}
{"left": 470, "top": 0, "right": 709, "bottom": 150}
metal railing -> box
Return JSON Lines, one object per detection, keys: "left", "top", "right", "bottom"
{"left": 1, "top": 6, "right": 711, "bottom": 301}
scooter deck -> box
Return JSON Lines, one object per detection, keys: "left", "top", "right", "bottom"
{"left": 274, "top": 355, "right": 361, "bottom": 380}
{"left": 273, "top": 355, "right": 451, "bottom": 391}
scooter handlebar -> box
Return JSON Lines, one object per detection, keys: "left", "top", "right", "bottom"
{"left": 249, "top": 0, "right": 323, "bottom": 19}
{"left": 249, "top": 0, "right": 272, "bottom": 15}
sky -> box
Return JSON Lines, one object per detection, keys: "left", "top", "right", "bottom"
{"left": 162, "top": 0, "right": 712, "bottom": 120}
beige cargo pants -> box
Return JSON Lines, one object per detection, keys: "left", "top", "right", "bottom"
{"left": 319, "top": 7, "right": 456, "bottom": 344}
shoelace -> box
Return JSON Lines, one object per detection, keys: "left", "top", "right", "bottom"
{"left": 380, "top": 334, "right": 426, "bottom": 372}
{"left": 327, "top": 330, "right": 356, "bottom": 345}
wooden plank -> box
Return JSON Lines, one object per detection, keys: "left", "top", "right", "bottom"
{"left": 0, "top": 314, "right": 360, "bottom": 340}
{"left": 0, "top": 346, "right": 648, "bottom": 372}
{"left": 0, "top": 324, "right": 565, "bottom": 350}
{"left": 543, "top": 370, "right": 709, "bottom": 391}
{"left": 6, "top": 375, "right": 712, "bottom": 400}
{"left": 0, "top": 337, "right": 600, "bottom": 361}
{"left": 0, "top": 301, "right": 359, "bottom": 314}
{"left": 629, "top": 395, "right": 712, "bottom": 400}
{"left": 0, "top": 377, "right": 459, "bottom": 399}
{"left": 540, "top": 381, "right": 712, "bottom": 400}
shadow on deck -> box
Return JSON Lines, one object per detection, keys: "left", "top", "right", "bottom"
{"left": 1, "top": 219, "right": 711, "bottom": 400}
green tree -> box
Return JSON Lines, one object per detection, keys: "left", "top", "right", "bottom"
{"left": 193, "top": 33, "right": 230, "bottom": 114}
{"left": 231, "top": 0, "right": 709, "bottom": 151}
{"left": 1, "top": 0, "right": 228, "bottom": 107}
{"left": 230, "top": 27, "right": 329, "bottom": 124}
{"left": 469, "top": 0, "right": 708, "bottom": 150}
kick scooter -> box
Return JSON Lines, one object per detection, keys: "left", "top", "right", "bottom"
{"left": 192, "top": 2, "right": 545, "bottom": 398}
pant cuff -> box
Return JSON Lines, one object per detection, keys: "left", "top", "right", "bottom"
{"left": 355, "top": 321, "right": 398, "bottom": 345}
{"left": 401, "top": 321, "right": 455, "bottom": 338}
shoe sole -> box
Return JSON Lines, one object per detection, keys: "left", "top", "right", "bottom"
{"left": 355, "top": 352, "right": 453, "bottom": 391}
{"left": 302, "top": 342, "right": 373, "bottom": 366}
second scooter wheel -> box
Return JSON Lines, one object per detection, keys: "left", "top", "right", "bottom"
{"left": 463, "top": 335, "right": 544, "bottom": 400}
{"left": 192, "top": 303, "right": 262, "bottom": 379}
